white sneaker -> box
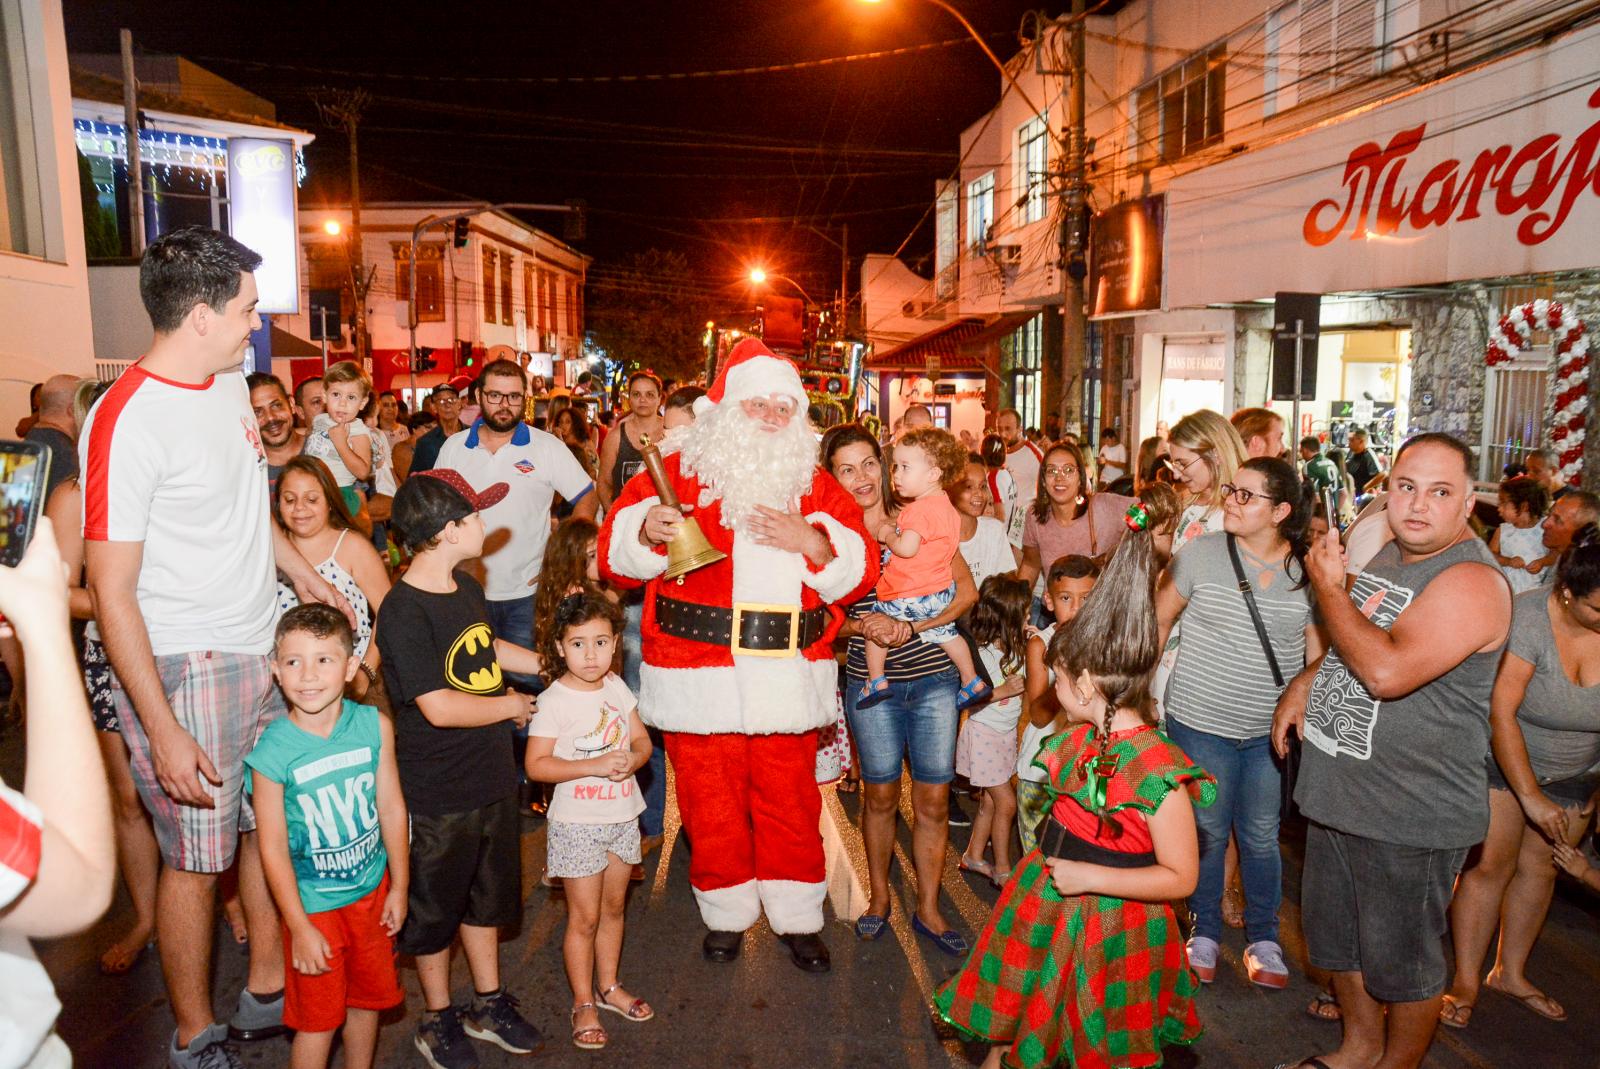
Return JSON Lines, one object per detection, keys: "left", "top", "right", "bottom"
{"left": 1243, "top": 940, "right": 1290, "bottom": 989}
{"left": 1185, "top": 935, "right": 1219, "bottom": 983}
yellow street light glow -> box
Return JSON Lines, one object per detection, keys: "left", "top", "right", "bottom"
{"left": 749, "top": 267, "right": 767, "bottom": 284}
{"left": 323, "top": 219, "right": 342, "bottom": 236}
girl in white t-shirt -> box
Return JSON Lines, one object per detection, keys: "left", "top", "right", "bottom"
{"left": 955, "top": 576, "right": 1031, "bottom": 885}
{"left": 525, "top": 593, "right": 655, "bottom": 1051}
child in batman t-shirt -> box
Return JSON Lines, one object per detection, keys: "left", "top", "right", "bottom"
{"left": 376, "top": 469, "right": 548, "bottom": 1056}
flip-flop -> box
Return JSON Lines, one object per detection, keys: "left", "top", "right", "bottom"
{"left": 98, "top": 938, "right": 154, "bottom": 977}
{"left": 957, "top": 855, "right": 994, "bottom": 880}
{"left": 1485, "top": 981, "right": 1566, "bottom": 1022}
{"left": 1438, "top": 994, "right": 1474, "bottom": 1029}
{"left": 1304, "top": 990, "right": 1342, "bottom": 1022}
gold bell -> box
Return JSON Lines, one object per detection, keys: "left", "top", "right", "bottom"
{"left": 638, "top": 435, "right": 726, "bottom": 580}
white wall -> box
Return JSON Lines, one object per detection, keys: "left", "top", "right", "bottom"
{"left": 0, "top": 0, "right": 92, "bottom": 431}
{"left": 87, "top": 265, "right": 151, "bottom": 361}
{"left": 859, "top": 254, "right": 951, "bottom": 351}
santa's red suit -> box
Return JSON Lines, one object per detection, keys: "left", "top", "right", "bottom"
{"left": 597, "top": 343, "right": 876, "bottom": 942}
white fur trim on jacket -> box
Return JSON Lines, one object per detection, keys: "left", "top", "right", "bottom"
{"left": 639, "top": 657, "right": 839, "bottom": 735}
{"left": 606, "top": 496, "right": 670, "bottom": 582}
{"left": 693, "top": 879, "right": 762, "bottom": 932}
{"left": 800, "top": 510, "right": 869, "bottom": 605}
{"left": 758, "top": 878, "right": 827, "bottom": 935}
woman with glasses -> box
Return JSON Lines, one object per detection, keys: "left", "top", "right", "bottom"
{"left": 1440, "top": 524, "right": 1600, "bottom": 1029}
{"left": 1016, "top": 440, "right": 1135, "bottom": 589}
{"left": 1156, "top": 457, "right": 1322, "bottom": 991}
{"left": 1166, "top": 410, "right": 1250, "bottom": 554}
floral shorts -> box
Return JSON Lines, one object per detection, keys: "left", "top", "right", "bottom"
{"left": 878, "top": 583, "right": 958, "bottom": 643}
{"left": 82, "top": 636, "right": 118, "bottom": 733}
{"left": 547, "top": 818, "right": 642, "bottom": 878}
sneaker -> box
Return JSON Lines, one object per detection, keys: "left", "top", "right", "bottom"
{"left": 947, "top": 798, "right": 973, "bottom": 828}
{"left": 1244, "top": 940, "right": 1290, "bottom": 989}
{"left": 414, "top": 1006, "right": 478, "bottom": 1069}
{"left": 464, "top": 989, "right": 545, "bottom": 1055}
{"left": 226, "top": 988, "right": 286, "bottom": 1041}
{"left": 170, "top": 1023, "right": 241, "bottom": 1069}
{"left": 1185, "top": 935, "right": 1219, "bottom": 984}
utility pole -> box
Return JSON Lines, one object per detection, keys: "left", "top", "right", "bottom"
{"left": 119, "top": 29, "right": 144, "bottom": 255}
{"left": 1059, "top": 0, "right": 1089, "bottom": 440}
{"left": 317, "top": 90, "right": 373, "bottom": 364}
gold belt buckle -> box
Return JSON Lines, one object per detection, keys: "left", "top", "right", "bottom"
{"left": 731, "top": 601, "right": 800, "bottom": 658}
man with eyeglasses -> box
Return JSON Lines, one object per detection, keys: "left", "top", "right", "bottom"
{"left": 408, "top": 382, "right": 465, "bottom": 475}
{"left": 435, "top": 360, "right": 596, "bottom": 683}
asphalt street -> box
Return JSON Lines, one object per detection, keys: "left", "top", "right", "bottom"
{"left": 26, "top": 768, "right": 1600, "bottom": 1069}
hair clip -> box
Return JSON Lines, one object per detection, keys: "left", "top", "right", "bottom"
{"left": 1124, "top": 503, "right": 1150, "bottom": 532}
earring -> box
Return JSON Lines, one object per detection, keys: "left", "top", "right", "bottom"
{"left": 1075, "top": 495, "right": 1085, "bottom": 507}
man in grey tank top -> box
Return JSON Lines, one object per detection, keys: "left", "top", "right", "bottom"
{"left": 1271, "top": 433, "right": 1510, "bottom": 1069}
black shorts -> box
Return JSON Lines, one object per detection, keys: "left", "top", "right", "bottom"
{"left": 1302, "top": 822, "right": 1467, "bottom": 1003}
{"left": 398, "top": 796, "right": 522, "bottom": 956}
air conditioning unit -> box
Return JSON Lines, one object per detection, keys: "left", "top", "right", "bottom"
{"left": 991, "top": 241, "right": 1023, "bottom": 267}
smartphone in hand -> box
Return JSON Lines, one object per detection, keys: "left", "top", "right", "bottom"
{"left": 0, "top": 440, "right": 51, "bottom": 567}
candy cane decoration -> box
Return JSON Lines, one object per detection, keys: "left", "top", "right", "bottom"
{"left": 1485, "top": 299, "right": 1588, "bottom": 487}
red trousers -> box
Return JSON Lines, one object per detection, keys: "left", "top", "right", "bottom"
{"left": 663, "top": 730, "right": 826, "bottom": 934}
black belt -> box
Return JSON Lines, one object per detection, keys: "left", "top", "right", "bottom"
{"left": 656, "top": 596, "right": 828, "bottom": 657}
{"left": 1038, "top": 815, "right": 1155, "bottom": 869}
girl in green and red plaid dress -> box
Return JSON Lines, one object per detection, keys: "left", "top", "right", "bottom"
{"left": 935, "top": 504, "right": 1216, "bottom": 1069}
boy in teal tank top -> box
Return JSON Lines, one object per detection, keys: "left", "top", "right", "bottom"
{"left": 247, "top": 604, "right": 409, "bottom": 1069}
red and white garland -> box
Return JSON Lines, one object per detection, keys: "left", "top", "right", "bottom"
{"left": 1485, "top": 300, "right": 1588, "bottom": 487}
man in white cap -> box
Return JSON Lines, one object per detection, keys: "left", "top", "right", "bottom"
{"left": 598, "top": 338, "right": 877, "bottom": 973}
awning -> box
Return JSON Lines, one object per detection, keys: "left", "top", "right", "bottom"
{"left": 270, "top": 325, "right": 322, "bottom": 358}
{"left": 868, "top": 311, "right": 1036, "bottom": 372}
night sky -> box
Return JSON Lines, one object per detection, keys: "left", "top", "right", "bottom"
{"left": 66, "top": 0, "right": 1054, "bottom": 305}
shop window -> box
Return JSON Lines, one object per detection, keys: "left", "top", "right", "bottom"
{"left": 393, "top": 242, "right": 444, "bottom": 322}
{"left": 482, "top": 245, "right": 497, "bottom": 323}
{"left": 966, "top": 171, "right": 994, "bottom": 251}
{"left": 500, "top": 252, "right": 515, "bottom": 326}
{"left": 304, "top": 244, "right": 349, "bottom": 327}
{"left": 1004, "top": 315, "right": 1043, "bottom": 429}
{"left": 1483, "top": 355, "right": 1548, "bottom": 482}
{"left": 1015, "top": 116, "right": 1049, "bottom": 225}
{"left": 1136, "top": 46, "right": 1226, "bottom": 166}
{"left": 0, "top": 1, "right": 47, "bottom": 257}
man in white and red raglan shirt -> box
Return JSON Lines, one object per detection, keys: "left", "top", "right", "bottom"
{"left": 996, "top": 407, "right": 1043, "bottom": 514}
{"left": 598, "top": 338, "right": 877, "bottom": 974}
{"left": 80, "top": 227, "right": 350, "bottom": 1069}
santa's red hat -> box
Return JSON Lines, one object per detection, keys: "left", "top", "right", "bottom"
{"left": 696, "top": 338, "right": 807, "bottom": 416}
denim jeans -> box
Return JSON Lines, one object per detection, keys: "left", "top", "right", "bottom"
{"left": 843, "top": 667, "right": 960, "bottom": 785}
{"left": 485, "top": 593, "right": 540, "bottom": 693}
{"left": 622, "top": 595, "right": 667, "bottom": 836}
{"left": 1165, "top": 717, "right": 1282, "bottom": 945}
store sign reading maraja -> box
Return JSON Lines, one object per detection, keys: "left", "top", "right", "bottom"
{"left": 1304, "top": 87, "right": 1600, "bottom": 249}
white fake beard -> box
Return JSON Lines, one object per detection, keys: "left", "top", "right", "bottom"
{"left": 674, "top": 402, "right": 818, "bottom": 529}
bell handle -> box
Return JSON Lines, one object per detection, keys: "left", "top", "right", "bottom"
{"left": 638, "top": 439, "right": 683, "bottom": 511}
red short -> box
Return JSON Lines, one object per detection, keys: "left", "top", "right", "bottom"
{"left": 283, "top": 876, "right": 404, "bottom": 1033}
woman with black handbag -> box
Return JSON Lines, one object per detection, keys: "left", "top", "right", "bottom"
{"left": 1156, "top": 457, "right": 1324, "bottom": 991}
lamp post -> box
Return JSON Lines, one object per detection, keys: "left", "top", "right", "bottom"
{"left": 859, "top": 0, "right": 1089, "bottom": 437}
{"left": 749, "top": 269, "right": 817, "bottom": 307}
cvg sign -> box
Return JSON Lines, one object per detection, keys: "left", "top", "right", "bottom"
{"left": 1304, "top": 88, "right": 1600, "bottom": 248}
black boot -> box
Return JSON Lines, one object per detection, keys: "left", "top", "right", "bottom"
{"left": 702, "top": 929, "right": 744, "bottom": 963}
{"left": 778, "top": 931, "right": 831, "bottom": 973}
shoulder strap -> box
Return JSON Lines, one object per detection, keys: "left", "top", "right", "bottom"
{"left": 1226, "top": 534, "right": 1285, "bottom": 689}
{"left": 1086, "top": 494, "right": 1100, "bottom": 557}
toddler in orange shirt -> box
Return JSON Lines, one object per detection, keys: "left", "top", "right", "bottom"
{"left": 858, "top": 428, "right": 991, "bottom": 711}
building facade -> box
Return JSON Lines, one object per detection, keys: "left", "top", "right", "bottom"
{"left": 0, "top": 0, "right": 93, "bottom": 432}
{"left": 288, "top": 203, "right": 590, "bottom": 406}
{"left": 865, "top": 0, "right": 1600, "bottom": 486}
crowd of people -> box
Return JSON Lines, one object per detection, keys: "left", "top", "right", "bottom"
{"left": 2, "top": 225, "right": 1599, "bottom": 1069}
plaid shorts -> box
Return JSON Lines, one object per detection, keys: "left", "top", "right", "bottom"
{"left": 114, "top": 651, "right": 283, "bottom": 873}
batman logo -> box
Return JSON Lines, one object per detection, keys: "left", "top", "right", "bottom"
{"left": 445, "top": 623, "right": 503, "bottom": 694}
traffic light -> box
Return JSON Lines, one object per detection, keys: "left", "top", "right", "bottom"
{"left": 452, "top": 216, "right": 470, "bottom": 248}
{"left": 458, "top": 340, "right": 474, "bottom": 368}
{"left": 414, "top": 346, "right": 437, "bottom": 373}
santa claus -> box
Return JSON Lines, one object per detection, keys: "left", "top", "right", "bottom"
{"left": 598, "top": 338, "right": 877, "bottom": 972}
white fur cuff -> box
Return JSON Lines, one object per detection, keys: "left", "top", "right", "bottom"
{"left": 800, "top": 510, "right": 869, "bottom": 604}
{"left": 757, "top": 879, "right": 827, "bottom": 934}
{"left": 694, "top": 880, "right": 762, "bottom": 932}
{"left": 607, "top": 497, "right": 671, "bottom": 582}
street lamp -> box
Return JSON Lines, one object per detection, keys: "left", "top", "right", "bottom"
{"left": 322, "top": 218, "right": 342, "bottom": 236}
{"left": 749, "top": 268, "right": 816, "bottom": 306}
{"left": 857, "top": 0, "right": 1046, "bottom": 119}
